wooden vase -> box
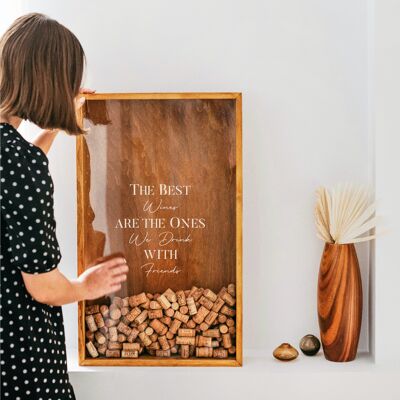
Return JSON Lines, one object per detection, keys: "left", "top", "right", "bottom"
{"left": 317, "top": 243, "right": 362, "bottom": 362}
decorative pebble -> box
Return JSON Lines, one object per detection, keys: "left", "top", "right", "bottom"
{"left": 273, "top": 343, "right": 299, "bottom": 361}
{"left": 299, "top": 334, "right": 321, "bottom": 356}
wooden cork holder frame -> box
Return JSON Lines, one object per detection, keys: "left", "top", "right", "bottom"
{"left": 76, "top": 93, "right": 242, "bottom": 366}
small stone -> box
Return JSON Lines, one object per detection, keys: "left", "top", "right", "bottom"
{"left": 299, "top": 334, "right": 321, "bottom": 356}
{"left": 273, "top": 343, "right": 299, "bottom": 361}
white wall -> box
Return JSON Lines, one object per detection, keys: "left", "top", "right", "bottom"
{"left": 5, "top": 0, "right": 398, "bottom": 398}
{"left": 374, "top": 0, "right": 400, "bottom": 363}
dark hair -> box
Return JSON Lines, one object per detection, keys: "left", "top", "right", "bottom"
{"left": 0, "top": 12, "right": 86, "bottom": 135}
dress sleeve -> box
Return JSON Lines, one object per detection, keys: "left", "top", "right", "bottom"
{"left": 1, "top": 140, "right": 62, "bottom": 274}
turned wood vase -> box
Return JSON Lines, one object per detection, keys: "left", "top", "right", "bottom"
{"left": 317, "top": 243, "right": 362, "bottom": 362}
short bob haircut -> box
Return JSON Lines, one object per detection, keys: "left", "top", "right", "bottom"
{"left": 0, "top": 13, "right": 86, "bottom": 135}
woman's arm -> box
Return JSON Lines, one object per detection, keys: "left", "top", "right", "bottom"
{"left": 21, "top": 257, "right": 129, "bottom": 306}
{"left": 33, "top": 129, "right": 60, "bottom": 154}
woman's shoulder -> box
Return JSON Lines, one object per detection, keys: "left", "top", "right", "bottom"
{"left": 1, "top": 122, "right": 50, "bottom": 167}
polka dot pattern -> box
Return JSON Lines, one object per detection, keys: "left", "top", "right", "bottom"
{"left": 1, "top": 123, "right": 75, "bottom": 399}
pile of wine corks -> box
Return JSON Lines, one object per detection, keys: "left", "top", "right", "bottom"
{"left": 85, "top": 284, "right": 236, "bottom": 359}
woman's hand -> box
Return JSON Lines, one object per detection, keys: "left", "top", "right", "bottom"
{"left": 22, "top": 256, "right": 129, "bottom": 306}
{"left": 77, "top": 256, "right": 129, "bottom": 300}
{"left": 75, "top": 87, "right": 96, "bottom": 111}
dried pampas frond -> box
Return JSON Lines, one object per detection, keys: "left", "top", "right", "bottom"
{"left": 315, "top": 184, "right": 377, "bottom": 244}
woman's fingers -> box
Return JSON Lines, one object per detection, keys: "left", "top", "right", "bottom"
{"left": 110, "top": 265, "right": 129, "bottom": 276}
{"left": 80, "top": 88, "right": 96, "bottom": 94}
{"left": 106, "top": 284, "right": 122, "bottom": 294}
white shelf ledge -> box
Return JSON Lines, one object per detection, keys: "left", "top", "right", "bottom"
{"left": 67, "top": 347, "right": 397, "bottom": 373}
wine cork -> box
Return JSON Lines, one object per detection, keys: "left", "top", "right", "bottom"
{"left": 86, "top": 341, "right": 99, "bottom": 358}
{"left": 125, "top": 307, "right": 141, "bottom": 323}
{"left": 109, "top": 326, "right": 118, "bottom": 342}
{"left": 173, "top": 311, "right": 189, "bottom": 323}
{"left": 186, "top": 297, "right": 197, "bottom": 315}
{"left": 171, "top": 302, "right": 179, "bottom": 311}
{"left": 197, "top": 336, "right": 212, "bottom": 347}
{"left": 86, "top": 330, "right": 94, "bottom": 341}
{"left": 122, "top": 350, "right": 139, "bottom": 358}
{"left": 117, "top": 321, "right": 132, "bottom": 337}
{"left": 186, "top": 320, "right": 196, "bottom": 329}
{"left": 166, "top": 331, "right": 174, "bottom": 340}
{"left": 196, "top": 347, "right": 213, "bottom": 357}
{"left": 113, "top": 296, "right": 124, "bottom": 308}
{"left": 148, "top": 342, "right": 160, "bottom": 350}
{"left": 158, "top": 335, "right": 170, "bottom": 351}
{"left": 157, "top": 294, "right": 171, "bottom": 310}
{"left": 180, "top": 344, "right": 190, "bottom": 359}
{"left": 203, "top": 329, "right": 221, "bottom": 338}
{"left": 228, "top": 327, "right": 236, "bottom": 335}
{"left": 85, "top": 304, "right": 100, "bottom": 315}
{"left": 148, "top": 309, "right": 163, "bottom": 319}
{"left": 220, "top": 305, "right": 236, "bottom": 317}
{"left": 150, "top": 301, "right": 162, "bottom": 310}
{"left": 219, "top": 324, "right": 228, "bottom": 334}
{"left": 199, "top": 296, "right": 214, "bottom": 310}
{"left": 99, "top": 326, "right": 108, "bottom": 335}
{"left": 150, "top": 319, "right": 168, "bottom": 335}
{"left": 109, "top": 304, "right": 122, "bottom": 320}
{"left": 117, "top": 333, "right": 127, "bottom": 343}
{"left": 135, "top": 310, "right": 148, "bottom": 325}
{"left": 192, "top": 306, "right": 210, "bottom": 324}
{"left": 108, "top": 341, "right": 122, "bottom": 350}
{"left": 169, "top": 319, "right": 182, "bottom": 334}
{"left": 106, "top": 350, "right": 120, "bottom": 358}
{"left": 213, "top": 348, "right": 228, "bottom": 358}
{"left": 105, "top": 318, "right": 118, "bottom": 328}
{"left": 222, "top": 333, "right": 232, "bottom": 349}
{"left": 100, "top": 305, "right": 109, "bottom": 318}
{"left": 127, "top": 327, "right": 140, "bottom": 343}
{"left": 226, "top": 318, "right": 235, "bottom": 327}
{"left": 122, "top": 297, "right": 129, "bottom": 307}
{"left": 170, "top": 345, "right": 178, "bottom": 354}
{"left": 218, "top": 314, "right": 227, "bottom": 324}
{"left": 156, "top": 349, "right": 171, "bottom": 357}
{"left": 128, "top": 292, "right": 147, "bottom": 307}
{"left": 199, "top": 322, "right": 210, "bottom": 332}
{"left": 176, "top": 290, "right": 186, "bottom": 306}
{"left": 212, "top": 298, "right": 225, "bottom": 313}
{"left": 145, "top": 327, "right": 154, "bottom": 336}
{"left": 203, "top": 289, "right": 218, "bottom": 302}
{"left": 137, "top": 321, "right": 148, "bottom": 332}
{"left": 227, "top": 283, "right": 236, "bottom": 297}
{"left": 94, "top": 331, "right": 106, "bottom": 345}
{"left": 228, "top": 346, "right": 236, "bottom": 355}
{"left": 121, "top": 307, "right": 129, "bottom": 316}
{"left": 160, "top": 316, "right": 172, "bottom": 326}
{"left": 204, "top": 311, "right": 218, "bottom": 325}
{"left": 165, "top": 308, "right": 175, "bottom": 318}
{"left": 179, "top": 306, "right": 189, "bottom": 315}
{"left": 176, "top": 336, "right": 196, "bottom": 346}
{"left": 141, "top": 299, "right": 150, "bottom": 310}
{"left": 139, "top": 331, "right": 152, "bottom": 347}
{"left": 123, "top": 342, "right": 140, "bottom": 351}
{"left": 85, "top": 315, "right": 98, "bottom": 332}
{"left": 178, "top": 328, "right": 196, "bottom": 337}
{"left": 220, "top": 291, "right": 235, "bottom": 307}
{"left": 97, "top": 343, "right": 107, "bottom": 355}
{"left": 163, "top": 288, "right": 177, "bottom": 303}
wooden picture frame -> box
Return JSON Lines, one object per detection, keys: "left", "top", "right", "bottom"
{"left": 77, "top": 93, "right": 242, "bottom": 366}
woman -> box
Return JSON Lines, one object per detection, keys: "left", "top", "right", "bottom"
{"left": 0, "top": 13, "right": 128, "bottom": 399}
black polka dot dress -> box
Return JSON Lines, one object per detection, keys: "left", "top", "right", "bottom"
{"left": 0, "top": 123, "right": 75, "bottom": 399}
